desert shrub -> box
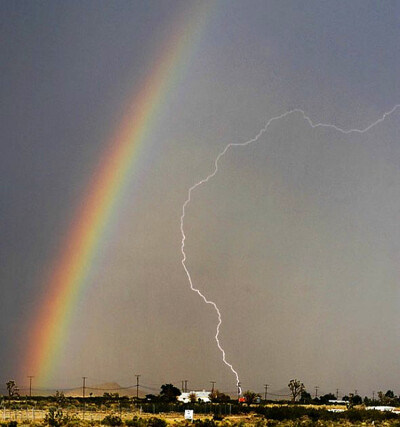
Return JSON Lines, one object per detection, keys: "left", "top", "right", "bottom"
{"left": 343, "top": 409, "right": 398, "bottom": 423}
{"left": 193, "top": 419, "right": 217, "bottom": 427}
{"left": 257, "top": 406, "right": 315, "bottom": 421}
{"left": 255, "top": 405, "right": 400, "bottom": 424}
{"left": 44, "top": 407, "right": 72, "bottom": 427}
{"left": 341, "top": 409, "right": 363, "bottom": 423}
{"left": 126, "top": 416, "right": 166, "bottom": 427}
{"left": 126, "top": 417, "right": 146, "bottom": 427}
{"left": 146, "top": 418, "right": 167, "bottom": 427}
{"left": 63, "top": 418, "right": 85, "bottom": 427}
{"left": 101, "top": 415, "right": 122, "bottom": 426}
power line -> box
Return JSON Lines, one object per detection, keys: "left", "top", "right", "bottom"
{"left": 267, "top": 392, "right": 291, "bottom": 397}
{"left": 86, "top": 385, "right": 133, "bottom": 391}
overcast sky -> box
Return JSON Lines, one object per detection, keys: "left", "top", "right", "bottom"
{"left": 1, "top": 0, "right": 400, "bottom": 398}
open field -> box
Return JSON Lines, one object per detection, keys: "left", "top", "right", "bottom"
{"left": 3, "top": 404, "right": 400, "bottom": 426}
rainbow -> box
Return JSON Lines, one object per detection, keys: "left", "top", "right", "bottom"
{"left": 23, "top": 3, "right": 212, "bottom": 387}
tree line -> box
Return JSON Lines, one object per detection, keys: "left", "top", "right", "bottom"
{"left": 4, "top": 378, "right": 400, "bottom": 408}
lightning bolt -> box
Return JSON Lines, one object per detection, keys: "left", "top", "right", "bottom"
{"left": 180, "top": 104, "right": 400, "bottom": 395}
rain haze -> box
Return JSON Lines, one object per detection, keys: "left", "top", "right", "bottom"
{"left": 1, "top": 0, "right": 400, "bottom": 398}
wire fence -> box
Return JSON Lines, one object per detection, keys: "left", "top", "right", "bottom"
{"left": 0, "top": 402, "right": 246, "bottom": 423}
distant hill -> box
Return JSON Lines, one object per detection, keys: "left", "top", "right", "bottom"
{"left": 64, "top": 382, "right": 144, "bottom": 398}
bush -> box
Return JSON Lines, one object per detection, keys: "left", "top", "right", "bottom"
{"left": 193, "top": 420, "right": 217, "bottom": 427}
{"left": 125, "top": 417, "right": 167, "bottom": 427}
{"left": 146, "top": 418, "right": 167, "bottom": 427}
{"left": 255, "top": 405, "right": 400, "bottom": 424}
{"left": 44, "top": 407, "right": 71, "bottom": 427}
{"left": 212, "top": 413, "right": 224, "bottom": 421}
{"left": 126, "top": 416, "right": 147, "bottom": 427}
{"left": 101, "top": 415, "right": 123, "bottom": 426}
{"left": 0, "top": 423, "right": 17, "bottom": 427}
{"left": 64, "top": 418, "right": 85, "bottom": 427}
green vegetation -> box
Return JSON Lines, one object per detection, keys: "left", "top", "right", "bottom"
{"left": 256, "top": 405, "right": 399, "bottom": 422}
{"left": 242, "top": 391, "right": 260, "bottom": 406}
{"left": 208, "top": 391, "right": 230, "bottom": 404}
{"left": 125, "top": 417, "right": 166, "bottom": 427}
{"left": 0, "top": 407, "right": 400, "bottom": 426}
{"left": 102, "top": 415, "right": 123, "bottom": 426}
{"left": 6, "top": 381, "right": 19, "bottom": 399}
{"left": 287, "top": 380, "right": 304, "bottom": 403}
{"left": 159, "top": 385, "right": 181, "bottom": 403}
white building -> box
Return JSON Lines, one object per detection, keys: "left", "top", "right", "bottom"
{"left": 367, "top": 406, "right": 398, "bottom": 412}
{"left": 178, "top": 390, "right": 211, "bottom": 403}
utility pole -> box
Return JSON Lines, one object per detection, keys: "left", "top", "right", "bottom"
{"left": 264, "top": 384, "right": 269, "bottom": 401}
{"left": 181, "top": 381, "right": 185, "bottom": 392}
{"left": 27, "top": 376, "right": 34, "bottom": 398}
{"left": 372, "top": 391, "right": 375, "bottom": 402}
{"left": 135, "top": 375, "right": 141, "bottom": 399}
{"left": 184, "top": 380, "right": 188, "bottom": 393}
{"left": 315, "top": 386, "right": 319, "bottom": 399}
{"left": 82, "top": 377, "right": 87, "bottom": 398}
{"left": 336, "top": 389, "right": 339, "bottom": 400}
{"left": 210, "top": 381, "right": 216, "bottom": 393}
